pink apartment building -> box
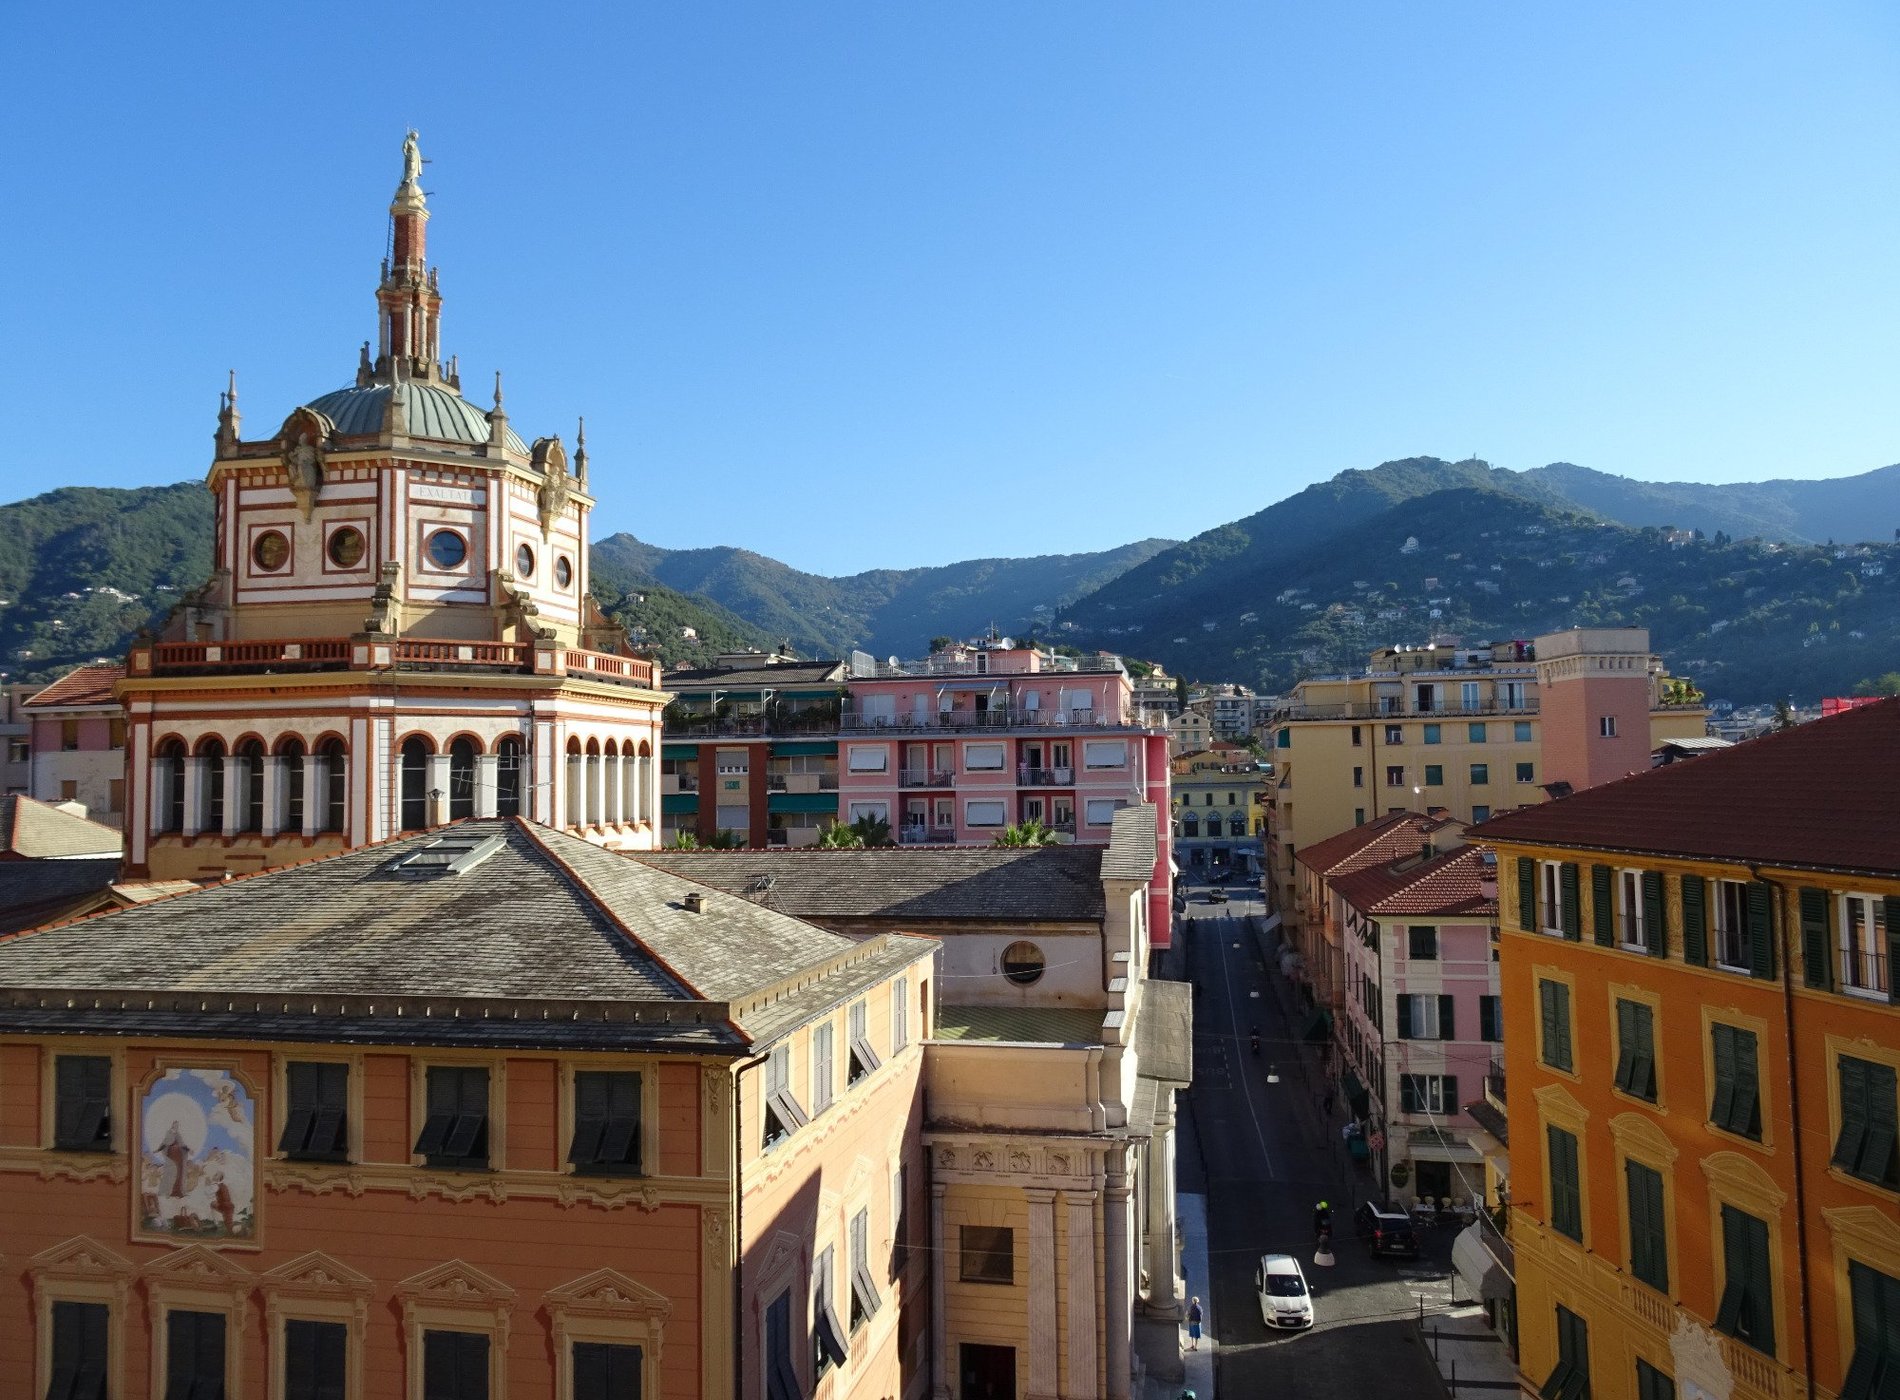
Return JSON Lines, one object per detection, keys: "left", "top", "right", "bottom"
{"left": 22, "top": 663, "right": 128, "bottom": 829}
{"left": 839, "top": 641, "right": 1177, "bottom": 944}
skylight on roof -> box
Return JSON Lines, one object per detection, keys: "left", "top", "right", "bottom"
{"left": 385, "top": 832, "right": 506, "bottom": 877}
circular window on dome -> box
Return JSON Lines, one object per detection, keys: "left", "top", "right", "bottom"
{"left": 1001, "top": 940, "right": 1046, "bottom": 986}
{"left": 555, "top": 556, "right": 574, "bottom": 589}
{"left": 515, "top": 543, "right": 535, "bottom": 578}
{"left": 251, "top": 530, "right": 289, "bottom": 573}
{"left": 327, "top": 526, "right": 365, "bottom": 569}
{"left": 427, "top": 530, "right": 467, "bottom": 570}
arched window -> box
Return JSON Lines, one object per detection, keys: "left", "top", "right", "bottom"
{"left": 281, "top": 738, "right": 306, "bottom": 833}
{"left": 1229, "top": 813, "right": 1248, "bottom": 837}
{"left": 400, "top": 737, "right": 432, "bottom": 832}
{"left": 448, "top": 738, "right": 476, "bottom": 821}
{"left": 236, "top": 739, "right": 266, "bottom": 833}
{"left": 496, "top": 736, "right": 524, "bottom": 819}
{"left": 200, "top": 738, "right": 226, "bottom": 834}
{"left": 317, "top": 738, "right": 346, "bottom": 833}
{"left": 1182, "top": 812, "right": 1199, "bottom": 837}
{"left": 157, "top": 739, "right": 186, "bottom": 833}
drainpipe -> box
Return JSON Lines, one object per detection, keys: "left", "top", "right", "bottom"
{"left": 1749, "top": 865, "right": 1817, "bottom": 1400}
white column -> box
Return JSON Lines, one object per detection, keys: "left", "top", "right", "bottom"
{"left": 302, "top": 751, "right": 322, "bottom": 837}
{"left": 426, "top": 754, "right": 452, "bottom": 828}
{"left": 566, "top": 755, "right": 585, "bottom": 826}
{"left": 931, "top": 1181, "right": 952, "bottom": 1400}
{"left": 589, "top": 755, "right": 606, "bottom": 827}
{"left": 1027, "top": 1188, "right": 1059, "bottom": 1400}
{"left": 221, "top": 755, "right": 244, "bottom": 837}
{"left": 1064, "top": 1189, "right": 1100, "bottom": 1400}
{"left": 1103, "top": 1165, "right": 1132, "bottom": 1400}
{"left": 475, "top": 754, "right": 499, "bottom": 819}
{"left": 645, "top": 750, "right": 659, "bottom": 826}
{"left": 620, "top": 754, "right": 636, "bottom": 825}
{"left": 261, "top": 755, "right": 286, "bottom": 837}
{"left": 1143, "top": 1102, "right": 1180, "bottom": 1315}
{"left": 606, "top": 754, "right": 623, "bottom": 825}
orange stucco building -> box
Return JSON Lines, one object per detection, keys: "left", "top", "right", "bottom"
{"left": 1477, "top": 698, "right": 1900, "bottom": 1400}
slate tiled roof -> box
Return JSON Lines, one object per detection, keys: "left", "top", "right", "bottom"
{"left": 634, "top": 845, "right": 1108, "bottom": 923}
{"left": 0, "top": 795, "right": 124, "bottom": 859}
{"left": 0, "top": 859, "right": 122, "bottom": 935}
{"left": 22, "top": 663, "right": 123, "bottom": 710}
{"left": 0, "top": 819, "right": 934, "bottom": 1052}
{"left": 1471, "top": 697, "right": 1900, "bottom": 878}
{"left": 1102, "top": 804, "right": 1160, "bottom": 883}
{"left": 1328, "top": 846, "right": 1498, "bottom": 920}
{"left": 1296, "top": 811, "right": 1447, "bottom": 878}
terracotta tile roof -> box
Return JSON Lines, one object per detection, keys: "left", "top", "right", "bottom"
{"left": 1295, "top": 811, "right": 1446, "bottom": 877}
{"left": 23, "top": 663, "right": 124, "bottom": 710}
{"left": 1471, "top": 697, "right": 1900, "bottom": 878}
{"left": 1328, "top": 846, "right": 1498, "bottom": 919}
{"left": 0, "top": 795, "right": 124, "bottom": 859}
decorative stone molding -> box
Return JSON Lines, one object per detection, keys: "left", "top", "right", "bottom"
{"left": 0, "top": 1149, "right": 131, "bottom": 1185}
{"left": 1700, "top": 1151, "right": 1788, "bottom": 1216}
{"left": 30, "top": 1235, "right": 134, "bottom": 1302}
{"left": 397, "top": 1260, "right": 514, "bottom": 1399}
{"left": 30, "top": 1237, "right": 133, "bottom": 1400}
{"left": 144, "top": 1245, "right": 256, "bottom": 1400}
{"left": 259, "top": 1252, "right": 373, "bottom": 1400}
{"left": 264, "top": 1160, "right": 700, "bottom": 1212}
{"left": 1608, "top": 1111, "right": 1680, "bottom": 1166}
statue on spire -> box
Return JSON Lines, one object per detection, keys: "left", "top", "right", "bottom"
{"left": 401, "top": 130, "right": 423, "bottom": 189}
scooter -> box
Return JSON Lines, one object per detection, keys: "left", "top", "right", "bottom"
{"left": 1249, "top": 1030, "right": 1261, "bottom": 1057}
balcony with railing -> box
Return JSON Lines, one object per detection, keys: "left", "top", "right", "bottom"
{"left": 1017, "top": 766, "right": 1075, "bottom": 787}
{"left": 898, "top": 768, "right": 955, "bottom": 788}
{"left": 898, "top": 824, "right": 958, "bottom": 845}
{"left": 662, "top": 699, "right": 840, "bottom": 738}
{"left": 1274, "top": 696, "right": 1540, "bottom": 722}
{"left": 840, "top": 706, "right": 1163, "bottom": 733}
{"left": 131, "top": 637, "right": 658, "bottom": 690}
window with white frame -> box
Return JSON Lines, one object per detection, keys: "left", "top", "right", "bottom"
{"left": 892, "top": 976, "right": 909, "bottom": 1052}
{"left": 811, "top": 1022, "right": 834, "bottom": 1114}
{"left": 846, "top": 745, "right": 888, "bottom": 773}
{"left": 964, "top": 743, "right": 1006, "bottom": 771}
{"left": 1084, "top": 798, "right": 1122, "bottom": 826}
{"left": 847, "top": 801, "right": 889, "bottom": 825}
{"left": 964, "top": 800, "right": 1006, "bottom": 827}
{"left": 1841, "top": 894, "right": 1890, "bottom": 996}
{"left": 1541, "top": 861, "right": 1568, "bottom": 934}
{"left": 1599, "top": 715, "right": 1618, "bottom": 738}
{"left": 1619, "top": 870, "right": 1647, "bottom": 950}
{"left": 1399, "top": 1074, "right": 1457, "bottom": 1115}
{"left": 1714, "top": 879, "right": 1750, "bottom": 969}
{"left": 1083, "top": 740, "right": 1127, "bottom": 769}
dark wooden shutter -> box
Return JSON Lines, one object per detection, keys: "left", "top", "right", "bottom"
{"left": 569, "top": 1071, "right": 609, "bottom": 1166}
{"left": 1480, "top": 996, "right": 1499, "bottom": 1042}
{"left": 1592, "top": 864, "right": 1615, "bottom": 946}
{"left": 1642, "top": 872, "right": 1667, "bottom": 957}
{"left": 1442, "top": 1075, "right": 1459, "bottom": 1115}
{"left": 1682, "top": 876, "right": 1708, "bottom": 966}
{"left": 424, "top": 1330, "right": 489, "bottom": 1400}
{"left": 1540, "top": 981, "right": 1557, "bottom": 1066}
{"left": 1799, "top": 889, "right": 1833, "bottom": 989}
{"left": 1746, "top": 882, "right": 1776, "bottom": 980}
{"left": 574, "top": 1341, "right": 642, "bottom": 1400}
{"left": 286, "top": 1319, "right": 347, "bottom": 1400}
{"left": 1438, "top": 994, "right": 1456, "bottom": 1040}
{"left": 1517, "top": 857, "right": 1537, "bottom": 932}
{"left": 1560, "top": 863, "right": 1582, "bottom": 940}
{"left": 1743, "top": 1211, "right": 1776, "bottom": 1356}
{"left": 1887, "top": 897, "right": 1900, "bottom": 1005}
{"left": 1734, "top": 1029, "right": 1762, "bottom": 1138}
{"left": 167, "top": 1309, "right": 226, "bottom": 1400}
{"left": 1396, "top": 996, "right": 1414, "bottom": 1040}
{"left": 1614, "top": 1001, "right": 1636, "bottom": 1092}
{"left": 1835, "top": 1057, "right": 1870, "bottom": 1173}
{"left": 1863, "top": 1062, "right": 1899, "bottom": 1187}
{"left": 1711, "top": 1026, "right": 1737, "bottom": 1130}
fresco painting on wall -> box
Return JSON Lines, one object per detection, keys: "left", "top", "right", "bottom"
{"left": 137, "top": 1067, "right": 256, "bottom": 1241}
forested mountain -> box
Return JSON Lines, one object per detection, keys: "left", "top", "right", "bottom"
{"left": 1525, "top": 461, "right": 1900, "bottom": 546}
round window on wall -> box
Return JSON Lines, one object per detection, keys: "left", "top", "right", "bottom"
{"left": 327, "top": 526, "right": 365, "bottom": 569}
{"left": 1001, "top": 940, "right": 1046, "bottom": 986}
{"left": 515, "top": 543, "right": 535, "bottom": 578}
{"left": 427, "top": 530, "right": 467, "bottom": 570}
{"left": 251, "top": 530, "right": 289, "bottom": 572}
{"left": 554, "top": 556, "right": 573, "bottom": 589}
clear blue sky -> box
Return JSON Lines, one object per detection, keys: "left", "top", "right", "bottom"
{"left": 4, "top": 4, "right": 1897, "bottom": 575}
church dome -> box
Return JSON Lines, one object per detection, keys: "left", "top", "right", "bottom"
{"left": 303, "top": 382, "right": 528, "bottom": 455}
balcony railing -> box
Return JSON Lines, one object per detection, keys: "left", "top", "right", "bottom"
{"left": 1273, "top": 697, "right": 1539, "bottom": 721}
{"left": 898, "top": 825, "right": 958, "bottom": 844}
{"left": 1017, "top": 767, "right": 1075, "bottom": 786}
{"left": 662, "top": 714, "right": 839, "bottom": 738}
{"left": 874, "top": 654, "right": 1126, "bottom": 677}
{"left": 133, "top": 637, "right": 657, "bottom": 689}
{"left": 898, "top": 768, "right": 955, "bottom": 788}
{"left": 661, "top": 773, "right": 700, "bottom": 794}
{"left": 841, "top": 707, "right": 1162, "bottom": 733}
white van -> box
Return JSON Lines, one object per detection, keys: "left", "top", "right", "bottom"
{"left": 1255, "top": 1253, "right": 1314, "bottom": 1329}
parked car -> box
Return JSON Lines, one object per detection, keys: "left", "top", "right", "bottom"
{"left": 1255, "top": 1253, "right": 1314, "bottom": 1329}
{"left": 1355, "top": 1203, "right": 1419, "bottom": 1257}
{"left": 1205, "top": 889, "right": 1228, "bottom": 905}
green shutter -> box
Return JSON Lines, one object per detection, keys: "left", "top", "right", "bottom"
{"left": 1560, "top": 863, "right": 1582, "bottom": 940}
{"left": 1592, "top": 864, "right": 1615, "bottom": 946}
{"left": 1682, "top": 875, "right": 1708, "bottom": 966}
{"left": 1711, "top": 1026, "right": 1737, "bottom": 1130}
{"left": 1835, "top": 1056, "right": 1870, "bottom": 1173}
{"left": 1863, "top": 1062, "right": 1899, "bottom": 1187}
{"left": 1633, "top": 1004, "right": 1656, "bottom": 1100}
{"left": 1642, "top": 872, "right": 1667, "bottom": 958}
{"left": 1744, "top": 1211, "right": 1776, "bottom": 1357}
{"left": 1397, "top": 996, "right": 1414, "bottom": 1040}
{"left": 1614, "top": 1001, "right": 1637, "bottom": 1092}
{"left": 1746, "top": 882, "right": 1777, "bottom": 980}
{"left": 1800, "top": 888, "right": 1833, "bottom": 990}
{"left": 1518, "top": 857, "right": 1537, "bottom": 932}
{"left": 1549, "top": 1127, "right": 1581, "bottom": 1241}
{"left": 1439, "top": 995, "right": 1456, "bottom": 1040}
{"left": 1627, "top": 1159, "right": 1667, "bottom": 1291}
{"left": 1887, "top": 898, "right": 1900, "bottom": 1005}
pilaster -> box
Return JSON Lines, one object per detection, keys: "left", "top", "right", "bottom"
{"left": 1063, "top": 1189, "right": 1100, "bottom": 1400}
{"left": 474, "top": 754, "right": 499, "bottom": 819}
{"left": 931, "top": 1180, "right": 951, "bottom": 1400}
{"left": 1027, "top": 1187, "right": 1059, "bottom": 1400}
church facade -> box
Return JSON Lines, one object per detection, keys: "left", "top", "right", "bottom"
{"left": 122, "top": 134, "right": 666, "bottom": 882}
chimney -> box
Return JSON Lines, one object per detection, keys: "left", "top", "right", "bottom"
{"left": 682, "top": 892, "right": 704, "bottom": 914}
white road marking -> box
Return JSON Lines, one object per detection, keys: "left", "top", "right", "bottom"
{"left": 1216, "top": 911, "right": 1279, "bottom": 1180}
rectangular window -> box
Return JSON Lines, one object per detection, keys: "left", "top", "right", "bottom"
{"left": 1548, "top": 1125, "right": 1582, "bottom": 1242}
{"left": 1540, "top": 861, "right": 1580, "bottom": 938}
{"left": 1399, "top": 1074, "right": 1457, "bottom": 1114}
{"left": 1424, "top": 765, "right": 1443, "bottom": 786}
{"left": 53, "top": 1055, "right": 112, "bottom": 1152}
{"left": 285, "top": 1318, "right": 348, "bottom": 1400}
{"left": 574, "top": 1341, "right": 643, "bottom": 1400}
{"left": 1636, "top": 1359, "right": 1676, "bottom": 1400}
{"left": 1384, "top": 725, "right": 1403, "bottom": 744}
{"left": 1626, "top": 1159, "right": 1669, "bottom": 1292}
{"left": 1085, "top": 798, "right": 1122, "bottom": 826}
{"left": 61, "top": 718, "right": 79, "bottom": 751}
{"left": 846, "top": 801, "right": 889, "bottom": 826}
{"left": 414, "top": 1066, "right": 490, "bottom": 1170}
{"left": 1844, "top": 1261, "right": 1900, "bottom": 1400}
{"left": 846, "top": 745, "right": 888, "bottom": 772}
{"left": 279, "top": 1061, "right": 349, "bottom": 1162}
{"left": 813, "top": 1246, "right": 846, "bottom": 1374}
{"left": 1479, "top": 995, "right": 1503, "bottom": 1042}
{"left": 1469, "top": 722, "right": 1487, "bottom": 743}
{"left": 892, "top": 977, "right": 909, "bottom": 1052}
{"left": 811, "top": 1022, "right": 834, "bottom": 1113}
{"left": 1422, "top": 724, "right": 1441, "bottom": 745}
{"left": 1385, "top": 765, "right": 1404, "bottom": 787}
{"left": 763, "top": 1044, "right": 808, "bottom": 1149}
{"left": 964, "top": 800, "right": 1006, "bottom": 827}
{"left": 1715, "top": 1204, "right": 1775, "bottom": 1357}
{"left": 1614, "top": 1000, "right": 1657, "bottom": 1102}
{"left": 1083, "top": 740, "right": 1127, "bottom": 769}
{"left": 960, "top": 1225, "right": 1014, "bottom": 1284}
{"left": 1715, "top": 880, "right": 1751, "bottom": 970}
{"left": 1832, "top": 1055, "right": 1900, "bottom": 1188}
{"left": 569, "top": 1070, "right": 643, "bottom": 1174}
{"left": 1710, "top": 1024, "right": 1763, "bottom": 1140}
{"left": 766, "top": 1292, "right": 800, "bottom": 1400}
{"left": 1469, "top": 763, "right": 1489, "bottom": 785}
{"left": 1540, "top": 980, "right": 1573, "bottom": 1072}
{"left": 1352, "top": 765, "right": 1364, "bottom": 788}
{"left": 1350, "top": 726, "right": 1362, "bottom": 747}
{"left": 1472, "top": 805, "right": 1490, "bottom": 823}
{"left": 1616, "top": 870, "right": 1646, "bottom": 950}
{"left": 1354, "top": 808, "right": 1366, "bottom": 826}
{"left": 423, "top": 1328, "right": 490, "bottom": 1400}
{"left": 850, "top": 1207, "right": 881, "bottom": 1328}
{"left": 1840, "top": 894, "right": 1892, "bottom": 996}
{"left": 1600, "top": 715, "right": 1618, "bottom": 738}
{"left": 1408, "top": 926, "right": 1438, "bottom": 960}
{"left": 848, "top": 1000, "right": 881, "bottom": 1084}
{"left": 1398, "top": 993, "right": 1455, "bottom": 1041}
{"left": 1516, "top": 761, "right": 1535, "bottom": 783}
{"left": 1514, "top": 720, "right": 1533, "bottom": 741}
{"left": 964, "top": 743, "right": 1006, "bottom": 771}
{"left": 166, "top": 1309, "right": 227, "bottom": 1400}
{"left": 47, "top": 1300, "right": 108, "bottom": 1400}
{"left": 1462, "top": 681, "right": 1482, "bottom": 710}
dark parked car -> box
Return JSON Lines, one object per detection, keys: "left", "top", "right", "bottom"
{"left": 1355, "top": 1203, "right": 1419, "bottom": 1257}
{"left": 1205, "top": 889, "right": 1228, "bottom": 904}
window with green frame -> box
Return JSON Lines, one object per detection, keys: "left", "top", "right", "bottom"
{"left": 1548, "top": 1125, "right": 1582, "bottom": 1242}
{"left": 1710, "top": 1024, "right": 1763, "bottom": 1140}
{"left": 1841, "top": 1261, "right": 1900, "bottom": 1400}
{"left": 1424, "top": 765, "right": 1444, "bottom": 786}
{"left": 1832, "top": 1055, "right": 1899, "bottom": 1188}
{"left": 1539, "top": 1304, "right": 1589, "bottom": 1400}
{"left": 1469, "top": 722, "right": 1487, "bottom": 742}
{"left": 1614, "top": 999, "right": 1657, "bottom": 1101}
{"left": 1540, "top": 979, "right": 1574, "bottom": 1072}
{"left": 1625, "top": 1159, "right": 1668, "bottom": 1291}
{"left": 1470, "top": 763, "right": 1489, "bottom": 785}
{"left": 1715, "top": 1204, "right": 1775, "bottom": 1357}
{"left": 1423, "top": 723, "right": 1441, "bottom": 745}
{"left": 1515, "top": 720, "right": 1533, "bottom": 742}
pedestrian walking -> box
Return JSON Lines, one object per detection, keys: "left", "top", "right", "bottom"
{"left": 1185, "top": 1297, "right": 1203, "bottom": 1351}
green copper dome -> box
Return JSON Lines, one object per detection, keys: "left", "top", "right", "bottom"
{"left": 304, "top": 382, "right": 528, "bottom": 455}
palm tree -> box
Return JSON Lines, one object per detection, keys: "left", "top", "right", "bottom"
{"left": 992, "top": 819, "right": 1060, "bottom": 848}
{"left": 706, "top": 829, "right": 746, "bottom": 849}
{"left": 816, "top": 820, "right": 864, "bottom": 849}
{"left": 669, "top": 831, "right": 701, "bottom": 850}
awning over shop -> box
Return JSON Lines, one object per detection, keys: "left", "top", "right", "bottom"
{"left": 767, "top": 792, "right": 839, "bottom": 814}
{"left": 661, "top": 794, "right": 699, "bottom": 815}
{"left": 661, "top": 744, "right": 699, "bottom": 761}
{"left": 1453, "top": 1221, "right": 1514, "bottom": 1303}
{"left": 1340, "top": 1070, "right": 1370, "bottom": 1119}
{"left": 772, "top": 740, "right": 837, "bottom": 756}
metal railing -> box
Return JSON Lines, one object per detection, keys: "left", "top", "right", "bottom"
{"left": 874, "top": 654, "right": 1126, "bottom": 678}
{"left": 898, "top": 769, "right": 955, "bottom": 788}
{"left": 840, "top": 707, "right": 1161, "bottom": 733}
{"left": 139, "top": 637, "right": 656, "bottom": 689}
{"left": 898, "top": 825, "right": 958, "bottom": 844}
{"left": 1017, "top": 767, "right": 1075, "bottom": 786}
{"left": 1273, "top": 698, "right": 1540, "bottom": 722}
{"left": 662, "top": 714, "right": 840, "bottom": 738}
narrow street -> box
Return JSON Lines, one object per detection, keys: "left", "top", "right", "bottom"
{"left": 1178, "top": 886, "right": 1459, "bottom": 1400}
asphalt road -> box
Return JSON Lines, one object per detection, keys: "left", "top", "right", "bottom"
{"left": 1178, "top": 887, "right": 1460, "bottom": 1400}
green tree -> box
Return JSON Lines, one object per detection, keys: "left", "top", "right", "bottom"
{"left": 817, "top": 813, "right": 894, "bottom": 848}
{"left": 1773, "top": 698, "right": 1796, "bottom": 731}
{"left": 1852, "top": 673, "right": 1900, "bottom": 697}
{"left": 991, "top": 819, "right": 1060, "bottom": 848}
{"left": 929, "top": 636, "right": 955, "bottom": 653}
{"left": 669, "top": 831, "right": 701, "bottom": 850}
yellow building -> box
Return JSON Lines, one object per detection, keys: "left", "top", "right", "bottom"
{"left": 1169, "top": 744, "right": 1266, "bottom": 875}
{"left": 1476, "top": 698, "right": 1900, "bottom": 1400}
